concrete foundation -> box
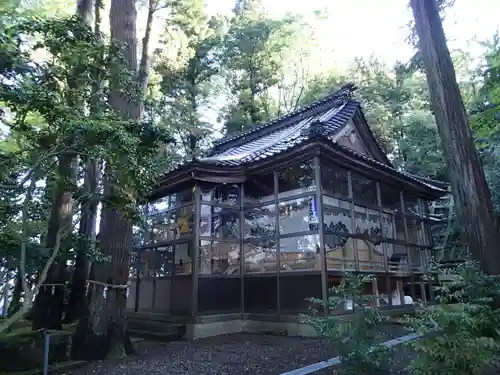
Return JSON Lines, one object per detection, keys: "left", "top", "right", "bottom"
{"left": 186, "top": 317, "right": 318, "bottom": 339}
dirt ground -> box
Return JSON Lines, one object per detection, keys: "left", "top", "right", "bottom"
{"left": 65, "top": 333, "right": 337, "bottom": 375}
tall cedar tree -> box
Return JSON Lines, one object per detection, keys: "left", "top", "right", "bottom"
{"left": 31, "top": 0, "right": 92, "bottom": 331}
{"left": 154, "top": 0, "right": 222, "bottom": 157}
{"left": 64, "top": 0, "right": 101, "bottom": 324}
{"left": 410, "top": 0, "right": 500, "bottom": 275}
{"left": 72, "top": 0, "right": 160, "bottom": 359}
{"left": 222, "top": 0, "right": 292, "bottom": 135}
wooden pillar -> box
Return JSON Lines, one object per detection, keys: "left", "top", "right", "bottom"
{"left": 399, "top": 191, "right": 409, "bottom": 305}
{"left": 347, "top": 171, "right": 359, "bottom": 272}
{"left": 314, "top": 156, "right": 328, "bottom": 316}
{"left": 240, "top": 183, "right": 245, "bottom": 316}
{"left": 191, "top": 184, "right": 201, "bottom": 316}
{"left": 274, "top": 170, "right": 281, "bottom": 316}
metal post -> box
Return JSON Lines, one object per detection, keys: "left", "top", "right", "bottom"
{"left": 43, "top": 331, "right": 50, "bottom": 375}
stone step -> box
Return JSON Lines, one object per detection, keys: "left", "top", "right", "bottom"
{"left": 128, "top": 328, "right": 184, "bottom": 342}
{"left": 127, "top": 311, "right": 191, "bottom": 323}
{"left": 128, "top": 319, "right": 185, "bottom": 335}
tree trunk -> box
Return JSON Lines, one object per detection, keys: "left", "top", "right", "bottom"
{"left": 72, "top": 0, "right": 140, "bottom": 360}
{"left": 7, "top": 271, "right": 22, "bottom": 317}
{"left": 60, "top": 0, "right": 100, "bottom": 325}
{"left": 71, "top": 205, "right": 135, "bottom": 360}
{"left": 31, "top": 0, "right": 94, "bottom": 331}
{"left": 410, "top": 0, "right": 500, "bottom": 275}
{"left": 31, "top": 154, "right": 75, "bottom": 331}
{"left": 65, "top": 158, "right": 98, "bottom": 323}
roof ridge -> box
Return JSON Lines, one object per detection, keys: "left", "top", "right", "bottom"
{"left": 213, "top": 83, "right": 358, "bottom": 148}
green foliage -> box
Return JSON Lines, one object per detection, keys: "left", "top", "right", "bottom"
{"left": 406, "top": 260, "right": 500, "bottom": 375}
{"left": 221, "top": 1, "right": 299, "bottom": 135}
{"left": 300, "top": 57, "right": 448, "bottom": 181}
{"left": 469, "top": 33, "right": 500, "bottom": 214}
{"left": 302, "top": 273, "right": 392, "bottom": 375}
{"left": 151, "top": 0, "right": 224, "bottom": 157}
{"left": 0, "top": 15, "right": 173, "bottom": 275}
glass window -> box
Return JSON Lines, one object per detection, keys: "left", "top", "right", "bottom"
{"left": 382, "top": 212, "right": 396, "bottom": 239}
{"left": 351, "top": 172, "right": 377, "bottom": 206}
{"left": 129, "top": 252, "right": 139, "bottom": 278}
{"left": 380, "top": 183, "right": 402, "bottom": 212}
{"left": 148, "top": 197, "right": 170, "bottom": 215}
{"left": 132, "top": 224, "right": 145, "bottom": 246}
{"left": 323, "top": 196, "right": 352, "bottom": 234}
{"left": 279, "top": 196, "right": 316, "bottom": 235}
{"left": 174, "top": 242, "right": 192, "bottom": 275}
{"left": 149, "top": 205, "right": 194, "bottom": 243}
{"left": 243, "top": 204, "right": 276, "bottom": 239}
{"left": 409, "top": 246, "right": 424, "bottom": 272}
{"left": 244, "top": 238, "right": 277, "bottom": 273}
{"left": 244, "top": 173, "right": 274, "bottom": 205}
{"left": 403, "top": 193, "right": 426, "bottom": 216}
{"left": 200, "top": 205, "right": 240, "bottom": 239}
{"left": 170, "top": 187, "right": 194, "bottom": 207}
{"left": 321, "top": 164, "right": 349, "bottom": 198}
{"left": 406, "top": 217, "right": 430, "bottom": 246}
{"left": 199, "top": 241, "right": 240, "bottom": 275}
{"left": 200, "top": 184, "right": 240, "bottom": 205}
{"left": 280, "top": 234, "right": 319, "bottom": 272}
{"left": 155, "top": 245, "right": 174, "bottom": 277}
{"left": 214, "top": 184, "right": 240, "bottom": 205}
{"left": 277, "top": 160, "right": 315, "bottom": 198}
{"left": 354, "top": 205, "right": 382, "bottom": 242}
{"left": 394, "top": 215, "right": 407, "bottom": 241}
{"left": 325, "top": 234, "right": 349, "bottom": 270}
{"left": 139, "top": 250, "right": 155, "bottom": 277}
{"left": 148, "top": 188, "right": 194, "bottom": 213}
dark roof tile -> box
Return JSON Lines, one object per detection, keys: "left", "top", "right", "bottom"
{"left": 200, "top": 100, "right": 358, "bottom": 166}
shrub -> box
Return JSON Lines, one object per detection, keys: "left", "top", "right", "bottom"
{"left": 301, "top": 273, "right": 392, "bottom": 375}
{"left": 406, "top": 260, "right": 500, "bottom": 375}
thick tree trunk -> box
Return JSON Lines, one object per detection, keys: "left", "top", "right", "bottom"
{"left": 71, "top": 206, "right": 135, "bottom": 360}
{"left": 7, "top": 271, "right": 22, "bottom": 317}
{"left": 31, "top": 0, "right": 94, "bottom": 331}
{"left": 62, "top": 0, "right": 100, "bottom": 324}
{"left": 32, "top": 154, "right": 75, "bottom": 331}
{"left": 65, "top": 159, "right": 98, "bottom": 323}
{"left": 72, "top": 0, "right": 140, "bottom": 360}
{"left": 410, "top": 0, "right": 500, "bottom": 275}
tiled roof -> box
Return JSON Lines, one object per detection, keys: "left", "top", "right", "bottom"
{"left": 155, "top": 84, "right": 447, "bottom": 195}
{"left": 200, "top": 99, "right": 358, "bottom": 166}
{"left": 332, "top": 143, "right": 447, "bottom": 193}
{"left": 210, "top": 83, "right": 357, "bottom": 153}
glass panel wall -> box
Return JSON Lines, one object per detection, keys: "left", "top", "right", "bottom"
{"left": 277, "top": 161, "right": 321, "bottom": 311}
{"left": 320, "top": 160, "right": 436, "bottom": 309}
{"left": 198, "top": 183, "right": 241, "bottom": 314}
{"left": 146, "top": 186, "right": 195, "bottom": 245}
{"left": 132, "top": 157, "right": 440, "bottom": 316}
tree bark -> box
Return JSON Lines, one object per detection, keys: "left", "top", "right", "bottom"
{"left": 72, "top": 0, "right": 141, "bottom": 360}
{"left": 31, "top": 0, "right": 94, "bottom": 332}
{"left": 31, "top": 155, "right": 75, "bottom": 331}
{"left": 7, "top": 271, "right": 22, "bottom": 317}
{"left": 65, "top": 158, "right": 98, "bottom": 323}
{"left": 410, "top": 0, "right": 500, "bottom": 275}
{"left": 65, "top": 0, "right": 102, "bottom": 324}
